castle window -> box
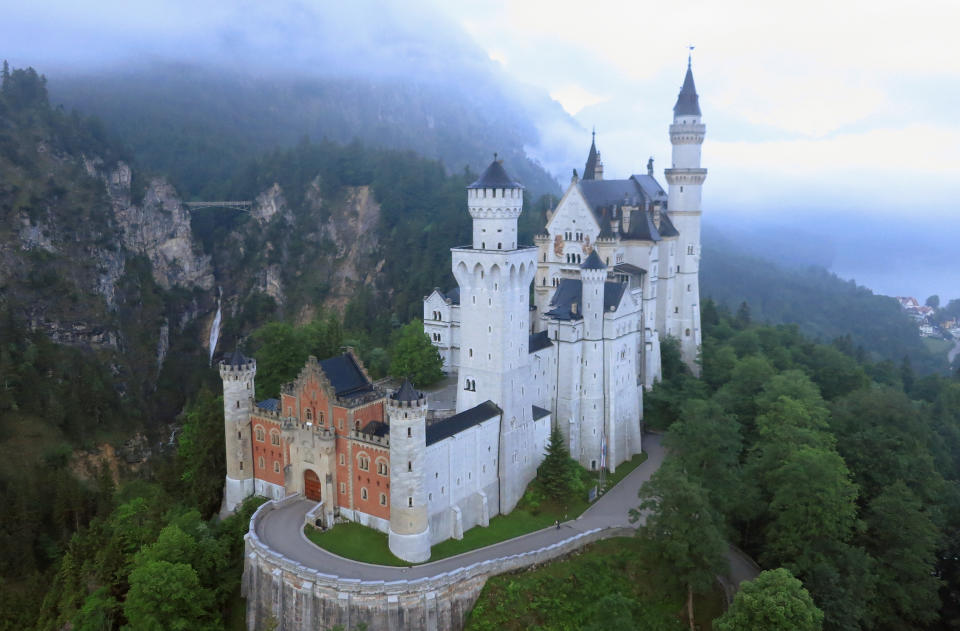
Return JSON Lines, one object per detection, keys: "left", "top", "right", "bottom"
{"left": 482, "top": 242, "right": 485, "bottom": 249}
{"left": 361, "top": 488, "right": 368, "bottom": 500}
{"left": 355, "top": 421, "right": 361, "bottom": 430}
{"left": 675, "top": 307, "right": 679, "bottom": 314}
{"left": 255, "top": 427, "right": 265, "bottom": 442}
{"left": 408, "top": 461, "right": 412, "bottom": 472}
{"left": 542, "top": 253, "right": 546, "bottom": 262}
{"left": 380, "top": 493, "right": 387, "bottom": 506}
{"left": 497, "top": 242, "right": 502, "bottom": 249}
{"left": 687, "top": 245, "right": 694, "bottom": 255}
{"left": 358, "top": 455, "right": 370, "bottom": 471}
{"left": 686, "top": 328, "right": 691, "bottom": 337}
{"left": 271, "top": 432, "right": 280, "bottom": 446}
{"left": 239, "top": 461, "right": 243, "bottom": 471}
{"left": 236, "top": 401, "right": 240, "bottom": 409}
{"left": 340, "top": 482, "right": 346, "bottom": 494}
{"left": 238, "top": 431, "right": 242, "bottom": 440}
{"left": 378, "top": 461, "right": 389, "bottom": 475}
{"left": 407, "top": 427, "right": 412, "bottom": 437}
{"left": 429, "top": 493, "right": 433, "bottom": 501}
{"left": 273, "top": 461, "right": 280, "bottom": 473}
{"left": 305, "top": 409, "right": 312, "bottom": 421}
{"left": 340, "top": 454, "right": 345, "bottom": 466}
{"left": 408, "top": 497, "right": 413, "bottom": 507}
{"left": 258, "top": 456, "right": 265, "bottom": 469}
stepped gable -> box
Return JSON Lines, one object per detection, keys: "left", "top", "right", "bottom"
{"left": 467, "top": 158, "right": 522, "bottom": 189}
{"left": 425, "top": 401, "right": 501, "bottom": 446}
{"left": 546, "top": 279, "right": 628, "bottom": 320}
{"left": 528, "top": 330, "right": 553, "bottom": 353}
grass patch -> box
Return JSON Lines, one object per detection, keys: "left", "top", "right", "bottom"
{"left": 304, "top": 521, "right": 408, "bottom": 566}
{"left": 464, "top": 537, "right": 726, "bottom": 631}
{"left": 303, "top": 451, "right": 650, "bottom": 564}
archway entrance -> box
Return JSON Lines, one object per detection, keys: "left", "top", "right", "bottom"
{"left": 304, "top": 469, "right": 322, "bottom": 502}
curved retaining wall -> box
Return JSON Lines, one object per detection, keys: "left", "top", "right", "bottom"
{"left": 242, "top": 499, "right": 633, "bottom": 631}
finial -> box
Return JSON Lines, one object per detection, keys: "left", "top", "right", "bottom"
{"left": 688, "top": 44, "right": 695, "bottom": 67}
{"left": 493, "top": 152, "right": 498, "bottom": 161}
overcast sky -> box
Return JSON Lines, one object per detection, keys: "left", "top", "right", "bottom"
{"left": 440, "top": 0, "right": 960, "bottom": 220}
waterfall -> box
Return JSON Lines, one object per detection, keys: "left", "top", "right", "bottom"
{"left": 208, "top": 287, "right": 222, "bottom": 365}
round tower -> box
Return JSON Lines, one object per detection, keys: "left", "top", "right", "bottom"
{"left": 466, "top": 155, "right": 523, "bottom": 251}
{"left": 579, "top": 251, "right": 608, "bottom": 470}
{"left": 387, "top": 379, "right": 431, "bottom": 563}
{"left": 219, "top": 349, "right": 256, "bottom": 513}
{"left": 665, "top": 55, "right": 706, "bottom": 375}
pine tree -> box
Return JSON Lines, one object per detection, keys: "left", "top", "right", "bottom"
{"left": 539, "top": 425, "right": 576, "bottom": 502}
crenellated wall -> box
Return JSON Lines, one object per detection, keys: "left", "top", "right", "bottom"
{"left": 242, "top": 498, "right": 633, "bottom": 631}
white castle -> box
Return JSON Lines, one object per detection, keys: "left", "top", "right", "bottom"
{"left": 425, "top": 57, "right": 704, "bottom": 461}
{"left": 222, "top": 60, "right": 704, "bottom": 564}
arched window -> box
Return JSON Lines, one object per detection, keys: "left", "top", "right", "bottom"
{"left": 255, "top": 427, "right": 265, "bottom": 442}
{"left": 377, "top": 460, "right": 389, "bottom": 475}
{"left": 380, "top": 493, "right": 387, "bottom": 506}
{"left": 408, "top": 497, "right": 413, "bottom": 507}
{"left": 305, "top": 409, "right": 312, "bottom": 421}
{"left": 358, "top": 455, "right": 370, "bottom": 471}
{"left": 258, "top": 456, "right": 265, "bottom": 469}
{"left": 273, "top": 460, "right": 280, "bottom": 473}
{"left": 497, "top": 242, "right": 502, "bottom": 249}
{"left": 361, "top": 487, "right": 368, "bottom": 500}
{"left": 270, "top": 431, "right": 280, "bottom": 446}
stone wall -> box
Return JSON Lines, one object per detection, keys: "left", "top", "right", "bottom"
{"left": 243, "top": 499, "right": 633, "bottom": 631}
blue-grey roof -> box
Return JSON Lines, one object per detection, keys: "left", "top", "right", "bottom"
{"left": 658, "top": 212, "right": 680, "bottom": 238}
{"left": 256, "top": 398, "right": 279, "bottom": 412}
{"left": 361, "top": 420, "right": 390, "bottom": 438}
{"left": 468, "top": 159, "right": 522, "bottom": 189}
{"left": 579, "top": 179, "right": 645, "bottom": 213}
{"left": 426, "top": 401, "right": 501, "bottom": 446}
{"left": 674, "top": 61, "right": 701, "bottom": 117}
{"left": 545, "top": 279, "right": 627, "bottom": 320}
{"left": 443, "top": 287, "right": 460, "bottom": 305}
{"left": 622, "top": 210, "right": 661, "bottom": 242}
{"left": 226, "top": 348, "right": 250, "bottom": 368}
{"left": 583, "top": 133, "right": 599, "bottom": 180}
{"left": 532, "top": 405, "right": 551, "bottom": 421}
{"left": 581, "top": 250, "right": 607, "bottom": 270}
{"left": 529, "top": 330, "right": 553, "bottom": 353}
{"left": 319, "top": 354, "right": 373, "bottom": 398}
{"left": 629, "top": 174, "right": 667, "bottom": 201}
{"left": 392, "top": 378, "right": 420, "bottom": 402}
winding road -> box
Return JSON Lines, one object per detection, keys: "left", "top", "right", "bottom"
{"left": 255, "top": 432, "right": 758, "bottom": 586}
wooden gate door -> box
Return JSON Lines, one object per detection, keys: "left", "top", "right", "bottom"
{"left": 304, "top": 469, "right": 322, "bottom": 501}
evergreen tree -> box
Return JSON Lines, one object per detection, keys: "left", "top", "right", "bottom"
{"left": 539, "top": 425, "right": 576, "bottom": 502}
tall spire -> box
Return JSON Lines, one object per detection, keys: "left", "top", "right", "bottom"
{"left": 583, "top": 129, "right": 599, "bottom": 180}
{"left": 673, "top": 55, "right": 701, "bottom": 117}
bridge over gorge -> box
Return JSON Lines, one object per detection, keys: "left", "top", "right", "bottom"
{"left": 184, "top": 201, "right": 252, "bottom": 212}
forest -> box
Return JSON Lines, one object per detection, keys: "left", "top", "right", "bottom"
{"left": 1, "top": 63, "right": 958, "bottom": 629}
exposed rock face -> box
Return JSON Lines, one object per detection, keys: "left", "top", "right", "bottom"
{"left": 319, "top": 185, "right": 382, "bottom": 310}
{"left": 106, "top": 162, "right": 214, "bottom": 291}
{"left": 252, "top": 183, "right": 289, "bottom": 226}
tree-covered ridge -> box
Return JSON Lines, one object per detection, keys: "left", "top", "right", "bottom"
{"left": 643, "top": 300, "right": 960, "bottom": 630}
{"left": 700, "top": 239, "right": 946, "bottom": 374}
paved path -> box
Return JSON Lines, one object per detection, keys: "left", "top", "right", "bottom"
{"left": 256, "top": 432, "right": 758, "bottom": 585}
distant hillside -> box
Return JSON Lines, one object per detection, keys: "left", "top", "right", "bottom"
{"left": 700, "top": 235, "right": 946, "bottom": 374}
{"left": 48, "top": 64, "right": 562, "bottom": 200}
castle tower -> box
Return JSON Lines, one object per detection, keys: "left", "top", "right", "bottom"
{"left": 453, "top": 158, "right": 538, "bottom": 513}
{"left": 579, "top": 251, "right": 607, "bottom": 470}
{"left": 387, "top": 379, "right": 431, "bottom": 563}
{"left": 583, "top": 130, "right": 603, "bottom": 180}
{"left": 219, "top": 349, "right": 256, "bottom": 513}
{"left": 665, "top": 56, "right": 706, "bottom": 374}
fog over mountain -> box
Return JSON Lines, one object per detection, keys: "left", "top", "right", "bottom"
{"left": 3, "top": 0, "right": 956, "bottom": 300}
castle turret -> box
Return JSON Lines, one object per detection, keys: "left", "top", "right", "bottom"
{"left": 665, "top": 56, "right": 706, "bottom": 374}
{"left": 582, "top": 130, "right": 603, "bottom": 180}
{"left": 219, "top": 349, "right": 256, "bottom": 513}
{"left": 454, "top": 158, "right": 538, "bottom": 513}
{"left": 387, "top": 379, "right": 431, "bottom": 563}
{"left": 579, "top": 251, "right": 607, "bottom": 470}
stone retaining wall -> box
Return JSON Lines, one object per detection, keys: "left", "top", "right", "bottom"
{"left": 242, "top": 499, "right": 633, "bottom": 630}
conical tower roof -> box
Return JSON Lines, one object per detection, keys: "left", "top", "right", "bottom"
{"left": 673, "top": 58, "right": 701, "bottom": 117}
{"left": 580, "top": 249, "right": 607, "bottom": 270}
{"left": 583, "top": 131, "right": 599, "bottom": 180}
{"left": 391, "top": 378, "right": 421, "bottom": 402}
{"left": 467, "top": 156, "right": 522, "bottom": 189}
{"left": 227, "top": 348, "right": 248, "bottom": 367}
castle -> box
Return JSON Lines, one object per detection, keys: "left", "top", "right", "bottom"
{"left": 221, "top": 60, "right": 705, "bottom": 563}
